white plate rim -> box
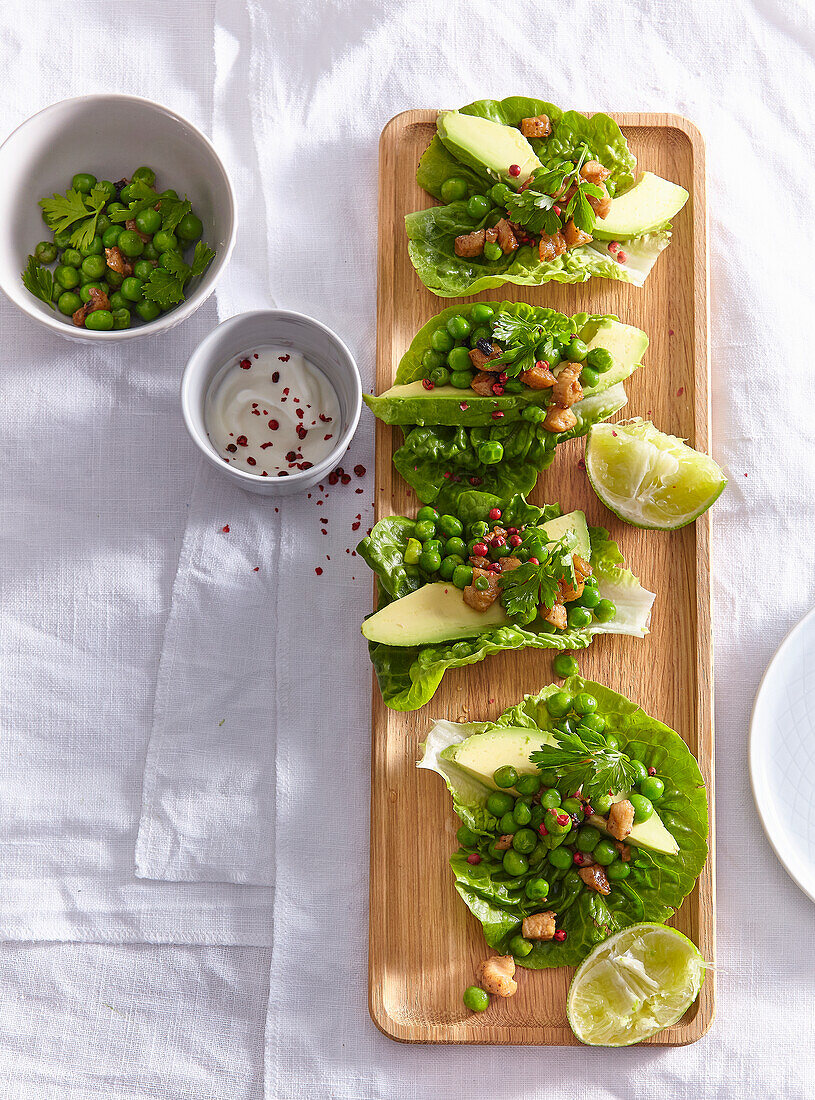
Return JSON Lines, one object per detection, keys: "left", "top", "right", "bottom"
{"left": 748, "top": 602, "right": 815, "bottom": 905}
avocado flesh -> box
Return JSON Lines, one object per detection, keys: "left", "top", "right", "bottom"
{"left": 437, "top": 110, "right": 541, "bottom": 186}
{"left": 441, "top": 726, "right": 557, "bottom": 790}
{"left": 539, "top": 510, "right": 591, "bottom": 561}
{"left": 592, "top": 172, "right": 689, "bottom": 241}
{"left": 590, "top": 793, "right": 679, "bottom": 855}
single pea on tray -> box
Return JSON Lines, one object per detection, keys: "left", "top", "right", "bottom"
{"left": 22, "top": 167, "right": 215, "bottom": 330}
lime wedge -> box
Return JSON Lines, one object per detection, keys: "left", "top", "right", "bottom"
{"left": 566, "top": 923, "right": 706, "bottom": 1046}
{"left": 585, "top": 419, "right": 726, "bottom": 529}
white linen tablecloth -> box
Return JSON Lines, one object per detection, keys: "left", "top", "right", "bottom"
{"left": 1, "top": 0, "right": 814, "bottom": 1097}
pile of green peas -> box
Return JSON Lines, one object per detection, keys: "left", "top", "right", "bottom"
{"left": 421, "top": 303, "right": 616, "bottom": 397}
{"left": 31, "top": 167, "right": 206, "bottom": 330}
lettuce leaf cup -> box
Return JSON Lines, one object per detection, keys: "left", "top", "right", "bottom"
{"left": 406, "top": 98, "right": 688, "bottom": 298}
{"left": 417, "top": 679, "right": 708, "bottom": 968}
{"left": 358, "top": 494, "right": 654, "bottom": 711}
{"left": 365, "top": 301, "right": 647, "bottom": 512}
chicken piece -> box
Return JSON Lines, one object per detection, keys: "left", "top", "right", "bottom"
{"left": 558, "top": 553, "right": 594, "bottom": 603}
{"left": 494, "top": 834, "right": 514, "bottom": 851}
{"left": 552, "top": 363, "right": 583, "bottom": 408}
{"left": 476, "top": 955, "right": 517, "bottom": 998}
{"left": 470, "top": 370, "right": 496, "bottom": 397}
{"left": 454, "top": 229, "right": 486, "bottom": 258}
{"left": 543, "top": 405, "right": 578, "bottom": 433}
{"left": 579, "top": 865, "right": 611, "bottom": 895}
{"left": 607, "top": 799, "right": 635, "bottom": 841}
{"left": 463, "top": 568, "right": 501, "bottom": 612}
{"left": 520, "top": 362, "right": 556, "bottom": 390}
{"left": 520, "top": 114, "right": 552, "bottom": 139}
{"left": 126, "top": 218, "right": 150, "bottom": 243}
{"left": 495, "top": 218, "right": 519, "bottom": 253}
{"left": 468, "top": 342, "right": 503, "bottom": 371}
{"left": 72, "top": 286, "right": 111, "bottom": 328}
{"left": 500, "top": 557, "right": 523, "bottom": 572}
{"left": 485, "top": 226, "right": 499, "bottom": 244}
{"left": 538, "top": 231, "right": 567, "bottom": 263}
{"left": 573, "top": 555, "right": 592, "bottom": 584}
{"left": 615, "top": 842, "right": 632, "bottom": 862}
{"left": 588, "top": 183, "right": 612, "bottom": 220}
{"left": 580, "top": 159, "right": 611, "bottom": 185}
{"left": 563, "top": 218, "right": 593, "bottom": 249}
{"left": 105, "top": 246, "right": 133, "bottom": 278}
{"left": 542, "top": 602, "right": 567, "bottom": 630}
{"left": 468, "top": 555, "right": 489, "bottom": 571}
{"left": 522, "top": 911, "right": 556, "bottom": 940}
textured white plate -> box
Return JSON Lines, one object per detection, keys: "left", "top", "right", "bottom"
{"left": 750, "top": 605, "right": 815, "bottom": 903}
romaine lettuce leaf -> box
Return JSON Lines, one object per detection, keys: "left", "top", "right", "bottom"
{"left": 418, "top": 679, "right": 708, "bottom": 967}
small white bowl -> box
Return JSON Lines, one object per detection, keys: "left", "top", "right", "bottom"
{"left": 0, "top": 94, "right": 236, "bottom": 342}
{"left": 181, "top": 310, "right": 362, "bottom": 497}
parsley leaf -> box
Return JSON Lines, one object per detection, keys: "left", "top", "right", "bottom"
{"left": 505, "top": 145, "right": 606, "bottom": 239}
{"left": 490, "top": 309, "right": 573, "bottom": 378}
{"left": 530, "top": 725, "right": 641, "bottom": 801}
{"left": 189, "top": 240, "right": 215, "bottom": 279}
{"left": 142, "top": 268, "right": 186, "bottom": 310}
{"left": 158, "top": 193, "right": 192, "bottom": 233}
{"left": 108, "top": 179, "right": 160, "bottom": 223}
{"left": 21, "top": 255, "right": 56, "bottom": 309}
{"left": 161, "top": 251, "right": 190, "bottom": 279}
{"left": 39, "top": 185, "right": 108, "bottom": 250}
{"left": 498, "top": 534, "right": 577, "bottom": 622}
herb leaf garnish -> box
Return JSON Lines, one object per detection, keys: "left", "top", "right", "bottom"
{"left": 530, "top": 724, "right": 641, "bottom": 801}
{"left": 498, "top": 534, "right": 576, "bottom": 621}
{"left": 39, "top": 185, "right": 109, "bottom": 250}
{"left": 142, "top": 241, "right": 215, "bottom": 309}
{"left": 505, "top": 144, "right": 604, "bottom": 238}
{"left": 490, "top": 309, "right": 573, "bottom": 378}
{"left": 21, "top": 255, "right": 56, "bottom": 309}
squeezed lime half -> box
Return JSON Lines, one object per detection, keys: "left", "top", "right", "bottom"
{"left": 585, "top": 419, "right": 726, "bottom": 529}
{"left": 566, "top": 923, "right": 706, "bottom": 1046}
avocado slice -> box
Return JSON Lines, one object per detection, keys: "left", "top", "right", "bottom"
{"left": 437, "top": 111, "right": 541, "bottom": 186}
{"left": 539, "top": 510, "right": 590, "bottom": 560}
{"left": 592, "top": 172, "right": 689, "bottom": 241}
{"left": 578, "top": 319, "right": 649, "bottom": 397}
{"left": 441, "top": 726, "right": 557, "bottom": 789}
{"left": 589, "top": 793, "right": 679, "bottom": 856}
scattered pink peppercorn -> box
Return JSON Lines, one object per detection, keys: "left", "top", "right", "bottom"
{"left": 573, "top": 852, "right": 585, "bottom": 865}
{"left": 648, "top": 766, "right": 656, "bottom": 776}
{"left": 617, "top": 250, "right": 628, "bottom": 264}
{"left": 508, "top": 163, "right": 521, "bottom": 177}
{"left": 535, "top": 359, "right": 549, "bottom": 370}
{"left": 556, "top": 813, "right": 570, "bottom": 827}
{"left": 491, "top": 410, "right": 504, "bottom": 420}
{"left": 488, "top": 508, "right": 502, "bottom": 521}
{"left": 509, "top": 534, "right": 522, "bottom": 547}
{"left": 608, "top": 241, "right": 620, "bottom": 254}
{"left": 490, "top": 535, "right": 505, "bottom": 548}
{"left": 553, "top": 204, "right": 561, "bottom": 216}
{"left": 528, "top": 556, "right": 539, "bottom": 565}
{"left": 553, "top": 929, "right": 567, "bottom": 943}
{"left": 538, "top": 823, "right": 548, "bottom": 836}
{"left": 459, "top": 402, "right": 469, "bottom": 411}
{"left": 472, "top": 542, "right": 489, "bottom": 557}
{"left": 492, "top": 382, "right": 505, "bottom": 396}
{"left": 466, "top": 853, "right": 481, "bottom": 865}
{"left": 422, "top": 378, "right": 434, "bottom": 390}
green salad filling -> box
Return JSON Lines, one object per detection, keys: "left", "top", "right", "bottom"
{"left": 358, "top": 493, "right": 654, "bottom": 710}
{"left": 418, "top": 679, "right": 708, "bottom": 968}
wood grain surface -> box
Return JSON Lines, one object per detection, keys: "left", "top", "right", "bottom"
{"left": 368, "top": 111, "right": 714, "bottom": 1045}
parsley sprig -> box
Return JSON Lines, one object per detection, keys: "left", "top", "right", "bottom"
{"left": 143, "top": 241, "right": 216, "bottom": 309}
{"left": 498, "top": 533, "right": 577, "bottom": 621}
{"left": 530, "top": 725, "right": 640, "bottom": 802}
{"left": 39, "top": 185, "right": 109, "bottom": 250}
{"left": 21, "top": 255, "right": 56, "bottom": 309}
{"left": 490, "top": 309, "right": 573, "bottom": 378}
{"left": 506, "top": 144, "right": 605, "bottom": 237}
{"left": 108, "top": 179, "right": 192, "bottom": 231}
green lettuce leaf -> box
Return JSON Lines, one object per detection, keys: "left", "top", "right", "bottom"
{"left": 355, "top": 515, "right": 422, "bottom": 601}
{"left": 418, "top": 679, "right": 708, "bottom": 967}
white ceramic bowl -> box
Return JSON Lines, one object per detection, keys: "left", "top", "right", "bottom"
{"left": 0, "top": 94, "right": 236, "bottom": 342}
{"left": 181, "top": 310, "right": 362, "bottom": 497}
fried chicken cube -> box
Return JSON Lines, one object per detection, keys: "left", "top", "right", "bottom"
{"left": 580, "top": 159, "right": 611, "bottom": 184}
{"left": 608, "top": 799, "right": 635, "bottom": 841}
{"left": 522, "top": 911, "right": 556, "bottom": 940}
{"left": 500, "top": 557, "right": 523, "bottom": 572}
{"left": 552, "top": 363, "right": 583, "bottom": 408}
{"left": 520, "top": 115, "right": 552, "bottom": 139}
{"left": 578, "top": 865, "right": 611, "bottom": 895}
{"left": 494, "top": 834, "right": 514, "bottom": 852}
{"left": 470, "top": 370, "right": 496, "bottom": 396}
{"left": 563, "top": 218, "right": 593, "bottom": 249}
{"left": 495, "top": 218, "right": 519, "bottom": 253}
{"left": 485, "top": 226, "right": 499, "bottom": 244}
{"left": 588, "top": 183, "right": 612, "bottom": 220}
{"left": 558, "top": 554, "right": 594, "bottom": 603}
{"left": 615, "top": 842, "right": 632, "bottom": 862}
{"left": 454, "top": 229, "right": 486, "bottom": 258}
{"left": 520, "top": 362, "right": 556, "bottom": 390}
{"left": 72, "top": 286, "right": 111, "bottom": 328}
{"left": 468, "top": 342, "right": 503, "bottom": 371}
{"left": 543, "top": 404, "right": 578, "bottom": 434}
{"left": 476, "top": 955, "right": 517, "bottom": 998}
{"left": 539, "top": 231, "right": 567, "bottom": 263}
{"left": 463, "top": 568, "right": 500, "bottom": 611}
{"left": 542, "top": 601, "right": 567, "bottom": 630}
{"left": 105, "top": 246, "right": 133, "bottom": 278}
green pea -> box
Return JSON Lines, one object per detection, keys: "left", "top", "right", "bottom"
{"left": 419, "top": 549, "right": 441, "bottom": 573}
{"left": 457, "top": 824, "right": 479, "bottom": 848}
{"left": 450, "top": 370, "right": 474, "bottom": 389}
{"left": 120, "top": 277, "right": 144, "bottom": 303}
{"left": 135, "top": 207, "right": 162, "bottom": 236}
{"left": 446, "top": 314, "right": 471, "bottom": 341}
{"left": 439, "top": 554, "right": 464, "bottom": 581}
{"left": 143, "top": 241, "right": 160, "bottom": 261}
{"left": 594, "top": 598, "right": 616, "bottom": 623}
{"left": 131, "top": 259, "right": 155, "bottom": 281}
{"left": 499, "top": 812, "right": 519, "bottom": 835}
{"left": 477, "top": 441, "right": 504, "bottom": 465}
{"left": 540, "top": 788, "right": 561, "bottom": 809}
{"left": 417, "top": 506, "right": 439, "bottom": 522}
{"left": 577, "top": 585, "right": 601, "bottom": 609}
{"left": 119, "top": 184, "right": 134, "bottom": 202}
{"left": 470, "top": 303, "right": 495, "bottom": 324}
{"left": 62, "top": 248, "right": 82, "bottom": 268}
{"left": 422, "top": 349, "right": 445, "bottom": 373}
{"left": 440, "top": 177, "right": 468, "bottom": 203}
{"left": 515, "top": 774, "right": 541, "bottom": 796}
{"left": 437, "top": 514, "right": 463, "bottom": 539}
{"left": 468, "top": 520, "right": 490, "bottom": 538}
{"left": 108, "top": 291, "right": 128, "bottom": 311}
{"left": 512, "top": 802, "right": 532, "bottom": 827}
{"left": 521, "top": 405, "right": 547, "bottom": 423}
{"left": 576, "top": 826, "right": 600, "bottom": 852}
{"left": 54, "top": 265, "right": 80, "bottom": 290}
{"left": 548, "top": 846, "right": 573, "bottom": 870}
{"left": 56, "top": 291, "right": 81, "bottom": 315}
{"left": 79, "top": 282, "right": 106, "bottom": 303}
{"left": 630, "top": 760, "right": 649, "bottom": 784}
{"left": 106, "top": 202, "right": 126, "bottom": 219}
{"left": 509, "top": 934, "right": 533, "bottom": 957}
{"left": 525, "top": 876, "right": 550, "bottom": 900}
{"left": 593, "top": 794, "right": 613, "bottom": 815}
{"left": 573, "top": 693, "right": 598, "bottom": 716}
{"left": 71, "top": 172, "right": 97, "bottom": 193}
{"left": 112, "top": 307, "right": 131, "bottom": 330}
{"left": 640, "top": 776, "right": 664, "bottom": 802}
{"left": 81, "top": 255, "right": 106, "bottom": 280}
{"left": 132, "top": 166, "right": 156, "bottom": 186}
{"left": 463, "top": 986, "right": 489, "bottom": 1013}
{"left": 422, "top": 539, "right": 443, "bottom": 556}
{"left": 490, "top": 182, "right": 513, "bottom": 206}
{"left": 430, "top": 327, "right": 455, "bottom": 353}
{"left": 553, "top": 653, "right": 579, "bottom": 679}
{"left": 96, "top": 214, "right": 111, "bottom": 234}
{"left": 545, "top": 692, "right": 572, "bottom": 718}
{"left": 502, "top": 850, "right": 528, "bottom": 877}
{"left": 152, "top": 229, "right": 178, "bottom": 253}
{"left": 468, "top": 325, "right": 491, "bottom": 348}
{"left": 445, "top": 536, "right": 466, "bottom": 557}
{"left": 592, "top": 839, "right": 618, "bottom": 866}
{"left": 605, "top": 735, "right": 621, "bottom": 751}
{"left": 568, "top": 605, "right": 593, "bottom": 630}
{"left": 513, "top": 827, "right": 537, "bottom": 854}
{"left": 585, "top": 347, "right": 614, "bottom": 373}
{"left": 80, "top": 235, "right": 103, "bottom": 257}
{"left": 467, "top": 194, "right": 491, "bottom": 219}
{"left": 102, "top": 225, "right": 122, "bottom": 248}
{"left": 135, "top": 300, "right": 160, "bottom": 322}
{"left": 160, "top": 189, "right": 179, "bottom": 201}
{"left": 84, "top": 310, "right": 114, "bottom": 331}
{"left": 545, "top": 809, "right": 572, "bottom": 836}
{"left": 413, "top": 519, "right": 436, "bottom": 543}
{"left": 493, "top": 766, "right": 518, "bottom": 789}
{"left": 606, "top": 861, "right": 631, "bottom": 881}
{"left": 564, "top": 337, "right": 589, "bottom": 362}
{"left": 34, "top": 241, "right": 58, "bottom": 264}
{"left": 96, "top": 180, "right": 117, "bottom": 202}
{"left": 177, "top": 212, "right": 204, "bottom": 241}
{"left": 452, "top": 564, "right": 474, "bottom": 589}
{"left": 117, "top": 230, "right": 144, "bottom": 259}
{"left": 561, "top": 798, "right": 584, "bottom": 819}
{"left": 474, "top": 575, "right": 490, "bottom": 591}
{"left": 429, "top": 366, "right": 451, "bottom": 387}
{"left": 483, "top": 242, "right": 503, "bottom": 262}
{"left": 447, "top": 346, "right": 472, "bottom": 372}
{"left": 546, "top": 343, "right": 563, "bottom": 368}
{"left": 53, "top": 230, "right": 72, "bottom": 249}
{"left": 580, "top": 366, "right": 599, "bottom": 389}
{"left": 486, "top": 791, "right": 514, "bottom": 817}
{"left": 580, "top": 712, "right": 606, "bottom": 733}
{"left": 628, "top": 793, "right": 654, "bottom": 823}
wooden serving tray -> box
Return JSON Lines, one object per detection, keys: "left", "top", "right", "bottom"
{"left": 369, "top": 111, "right": 714, "bottom": 1045}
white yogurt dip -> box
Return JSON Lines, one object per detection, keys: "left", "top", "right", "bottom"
{"left": 204, "top": 346, "right": 342, "bottom": 477}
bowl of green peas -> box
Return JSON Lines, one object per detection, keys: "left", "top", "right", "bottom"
{"left": 0, "top": 94, "right": 236, "bottom": 341}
